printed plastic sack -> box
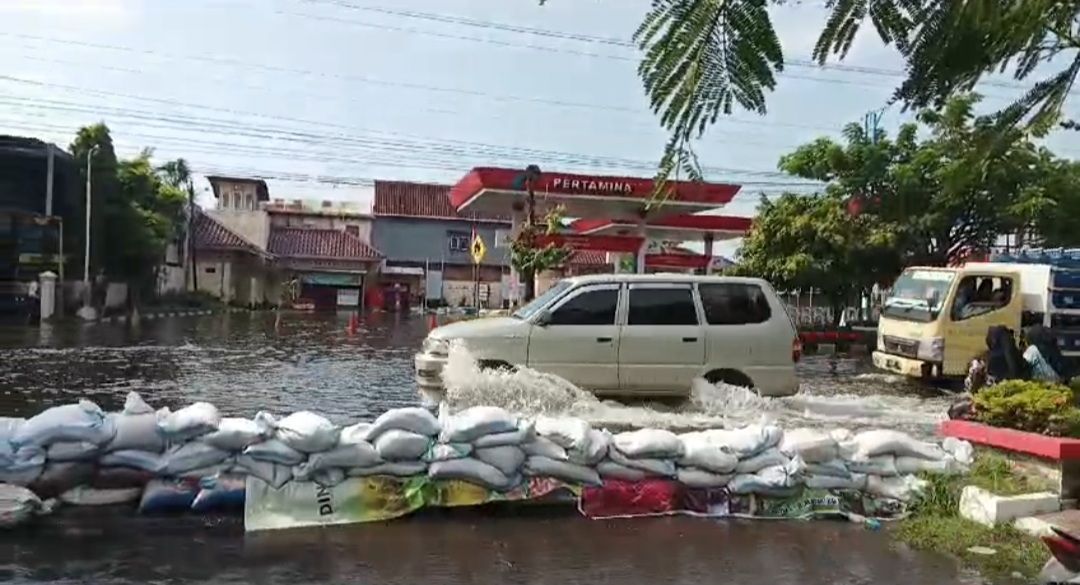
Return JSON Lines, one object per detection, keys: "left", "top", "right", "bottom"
{"left": 12, "top": 400, "right": 114, "bottom": 448}
{"left": 138, "top": 478, "right": 200, "bottom": 514}
{"left": 59, "top": 485, "right": 143, "bottom": 506}
{"left": 105, "top": 410, "right": 164, "bottom": 454}
{"left": 534, "top": 416, "right": 591, "bottom": 451}
{"left": 474, "top": 445, "right": 526, "bottom": 477}
{"left": 472, "top": 419, "right": 535, "bottom": 448}
{"left": 0, "top": 448, "right": 46, "bottom": 486}
{"left": 806, "top": 473, "right": 868, "bottom": 491}
{"left": 612, "top": 429, "right": 683, "bottom": 459}
{"left": 99, "top": 450, "right": 162, "bottom": 472}
{"left": 347, "top": 461, "right": 428, "bottom": 478}
{"left": 364, "top": 407, "right": 440, "bottom": 442}
{"left": 273, "top": 411, "right": 340, "bottom": 453}
{"left": 439, "top": 406, "right": 518, "bottom": 444}
{"left": 93, "top": 466, "right": 156, "bottom": 489}
{"left": 843, "top": 430, "right": 946, "bottom": 461}
{"left": 243, "top": 439, "right": 306, "bottom": 466}
{"left": 523, "top": 455, "right": 602, "bottom": 486}
{"left": 235, "top": 454, "right": 293, "bottom": 489}
{"left": 606, "top": 447, "right": 676, "bottom": 478}
{"left": 429, "top": 458, "right": 516, "bottom": 491}
{"left": 191, "top": 474, "right": 246, "bottom": 513}
{"left": 846, "top": 455, "right": 898, "bottom": 477}
{"left": 735, "top": 448, "right": 790, "bottom": 474}
{"left": 374, "top": 429, "right": 430, "bottom": 461}
{"left": 679, "top": 432, "right": 738, "bottom": 474}
{"left": 676, "top": 467, "right": 733, "bottom": 489}
{"left": 30, "top": 461, "right": 96, "bottom": 499}
{"left": 595, "top": 460, "right": 647, "bottom": 482}
{"left": 156, "top": 402, "right": 221, "bottom": 441}
{"left": 424, "top": 443, "right": 472, "bottom": 463}
{"left": 200, "top": 417, "right": 270, "bottom": 451}
{"left": 522, "top": 436, "right": 569, "bottom": 461}
{"left": 298, "top": 424, "right": 382, "bottom": 475}
{"left": 865, "top": 474, "right": 928, "bottom": 502}
{"left": 45, "top": 441, "right": 101, "bottom": 462}
{"left": 0, "top": 483, "right": 42, "bottom": 528}
{"left": 779, "top": 428, "right": 839, "bottom": 463}
{"left": 157, "top": 442, "right": 231, "bottom": 476}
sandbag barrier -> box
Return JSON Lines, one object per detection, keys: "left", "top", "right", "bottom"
{"left": 0, "top": 393, "right": 975, "bottom": 530}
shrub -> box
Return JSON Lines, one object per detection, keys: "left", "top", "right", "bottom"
{"left": 973, "top": 379, "right": 1080, "bottom": 437}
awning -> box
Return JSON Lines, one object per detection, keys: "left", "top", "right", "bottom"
{"left": 300, "top": 272, "right": 363, "bottom": 286}
{"left": 383, "top": 266, "right": 425, "bottom": 276}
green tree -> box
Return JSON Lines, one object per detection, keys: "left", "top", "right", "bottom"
{"left": 777, "top": 94, "right": 1060, "bottom": 267}
{"left": 729, "top": 191, "right": 898, "bottom": 324}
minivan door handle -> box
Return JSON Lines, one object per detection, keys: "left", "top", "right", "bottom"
{"left": 596, "top": 337, "right": 613, "bottom": 343}
{"left": 682, "top": 337, "right": 698, "bottom": 343}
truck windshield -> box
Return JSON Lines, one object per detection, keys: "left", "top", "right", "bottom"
{"left": 512, "top": 280, "right": 574, "bottom": 320}
{"left": 881, "top": 269, "right": 956, "bottom": 323}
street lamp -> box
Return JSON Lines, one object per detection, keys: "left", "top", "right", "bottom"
{"left": 78, "top": 145, "right": 99, "bottom": 320}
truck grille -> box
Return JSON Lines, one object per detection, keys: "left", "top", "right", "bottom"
{"left": 882, "top": 335, "right": 919, "bottom": 359}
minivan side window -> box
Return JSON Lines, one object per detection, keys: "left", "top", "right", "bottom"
{"left": 951, "top": 275, "right": 1013, "bottom": 321}
{"left": 627, "top": 287, "right": 698, "bottom": 325}
{"left": 548, "top": 288, "right": 618, "bottom": 325}
{"left": 699, "top": 283, "right": 772, "bottom": 325}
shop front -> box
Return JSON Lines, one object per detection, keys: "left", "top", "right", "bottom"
{"left": 298, "top": 272, "right": 364, "bottom": 312}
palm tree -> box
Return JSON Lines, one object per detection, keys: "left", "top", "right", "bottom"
{"left": 157, "top": 158, "right": 198, "bottom": 291}
{"left": 616, "top": 0, "right": 1080, "bottom": 188}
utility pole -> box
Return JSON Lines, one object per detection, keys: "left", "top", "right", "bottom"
{"left": 522, "top": 164, "right": 541, "bottom": 302}
{"left": 187, "top": 182, "right": 198, "bottom": 293}
{"left": 78, "top": 145, "right": 99, "bottom": 320}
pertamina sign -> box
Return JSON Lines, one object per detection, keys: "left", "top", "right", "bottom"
{"left": 549, "top": 177, "right": 635, "bottom": 195}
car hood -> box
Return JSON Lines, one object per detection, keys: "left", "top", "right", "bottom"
{"left": 429, "top": 317, "right": 529, "bottom": 340}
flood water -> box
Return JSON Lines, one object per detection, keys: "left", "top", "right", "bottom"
{"left": 0, "top": 313, "right": 979, "bottom": 585}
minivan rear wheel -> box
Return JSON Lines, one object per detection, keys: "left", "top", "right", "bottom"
{"left": 704, "top": 369, "right": 756, "bottom": 391}
{"left": 477, "top": 360, "right": 515, "bottom": 372}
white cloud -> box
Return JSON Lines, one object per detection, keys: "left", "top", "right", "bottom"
{"left": 1, "top": 0, "right": 136, "bottom": 27}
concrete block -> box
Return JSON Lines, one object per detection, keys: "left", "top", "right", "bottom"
{"left": 959, "top": 485, "right": 1060, "bottom": 526}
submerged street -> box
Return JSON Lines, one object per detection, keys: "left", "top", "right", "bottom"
{"left": 0, "top": 313, "right": 980, "bottom": 585}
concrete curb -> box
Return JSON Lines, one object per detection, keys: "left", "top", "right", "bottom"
{"left": 97, "top": 307, "right": 261, "bottom": 324}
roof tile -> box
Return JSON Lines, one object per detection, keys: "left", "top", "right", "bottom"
{"left": 192, "top": 212, "right": 264, "bottom": 254}
{"left": 568, "top": 251, "right": 610, "bottom": 266}
{"left": 374, "top": 180, "right": 508, "bottom": 222}
{"left": 268, "top": 227, "right": 382, "bottom": 260}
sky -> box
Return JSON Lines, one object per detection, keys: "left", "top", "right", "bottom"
{"left": 2, "top": 0, "right": 1078, "bottom": 258}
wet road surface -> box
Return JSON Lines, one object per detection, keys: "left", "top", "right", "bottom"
{"left": 0, "top": 313, "right": 975, "bottom": 585}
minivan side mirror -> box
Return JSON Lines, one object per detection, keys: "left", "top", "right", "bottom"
{"left": 535, "top": 311, "right": 552, "bottom": 327}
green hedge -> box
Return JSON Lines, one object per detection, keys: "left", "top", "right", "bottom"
{"left": 973, "top": 379, "right": 1080, "bottom": 437}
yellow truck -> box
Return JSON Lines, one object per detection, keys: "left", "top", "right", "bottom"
{"left": 872, "top": 252, "right": 1080, "bottom": 380}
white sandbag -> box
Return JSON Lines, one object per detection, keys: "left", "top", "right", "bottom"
{"left": 347, "top": 461, "right": 427, "bottom": 478}
{"left": 728, "top": 463, "right": 799, "bottom": 495}
{"left": 474, "top": 445, "right": 526, "bottom": 477}
{"left": 424, "top": 443, "right": 472, "bottom": 463}
{"left": 522, "top": 436, "right": 569, "bottom": 461}
{"left": 31, "top": 461, "right": 96, "bottom": 498}
{"left": 829, "top": 428, "right": 854, "bottom": 443}
{"left": 99, "top": 449, "right": 161, "bottom": 472}
{"left": 156, "top": 402, "right": 221, "bottom": 441}
{"left": 312, "top": 468, "right": 347, "bottom": 488}
{"left": 45, "top": 441, "right": 100, "bottom": 462}
{"left": 374, "top": 429, "right": 431, "bottom": 461}
{"left": 0, "top": 451, "right": 44, "bottom": 486}
{"left": 702, "top": 424, "right": 783, "bottom": 458}
{"left": 12, "top": 400, "right": 114, "bottom": 447}
{"left": 942, "top": 437, "right": 975, "bottom": 465}
{"left": 676, "top": 467, "right": 733, "bottom": 488}
{"left": 523, "top": 455, "right": 602, "bottom": 486}
{"left": 105, "top": 412, "right": 164, "bottom": 454}
{"left": 243, "top": 439, "right": 306, "bottom": 466}
{"left": 845, "top": 429, "right": 946, "bottom": 461}
{"left": 866, "top": 474, "right": 928, "bottom": 502}
{"left": 596, "top": 460, "right": 647, "bottom": 482}
{"left": 679, "top": 433, "right": 739, "bottom": 474}
{"left": 606, "top": 447, "right": 677, "bottom": 477}
{"left": 120, "top": 391, "right": 154, "bottom": 414}
{"left": 895, "top": 455, "right": 965, "bottom": 475}
{"left": 534, "top": 415, "right": 591, "bottom": 451}
{"left": 735, "top": 448, "right": 790, "bottom": 474}
{"left": 200, "top": 417, "right": 270, "bottom": 451}
{"left": 439, "top": 406, "right": 517, "bottom": 444}
{"left": 779, "top": 428, "right": 839, "bottom": 463}
{"left": 0, "top": 418, "right": 25, "bottom": 462}
{"left": 846, "top": 454, "right": 898, "bottom": 477}
{"left": 573, "top": 428, "right": 610, "bottom": 466}
{"left": 157, "top": 442, "right": 231, "bottom": 476}
{"left": 472, "top": 420, "right": 535, "bottom": 448}
{"left": 300, "top": 428, "right": 382, "bottom": 473}
{"left": 428, "top": 458, "right": 515, "bottom": 491}
{"left": 805, "top": 458, "right": 851, "bottom": 478}
{"left": 235, "top": 454, "right": 294, "bottom": 489}
{"left": 59, "top": 485, "right": 142, "bottom": 506}
{"left": 612, "top": 428, "right": 683, "bottom": 459}
{"left": 806, "top": 473, "right": 867, "bottom": 491}
{"left": 0, "top": 483, "right": 42, "bottom": 528}
{"left": 273, "top": 411, "right": 340, "bottom": 453}
{"left": 363, "top": 407, "right": 440, "bottom": 442}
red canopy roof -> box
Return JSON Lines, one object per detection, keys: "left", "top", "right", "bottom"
{"left": 571, "top": 214, "right": 752, "bottom": 241}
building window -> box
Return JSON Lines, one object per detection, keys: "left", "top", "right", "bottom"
{"left": 447, "top": 231, "right": 471, "bottom": 252}
{"left": 205, "top": 267, "right": 216, "bottom": 274}
{"left": 345, "top": 225, "right": 360, "bottom": 237}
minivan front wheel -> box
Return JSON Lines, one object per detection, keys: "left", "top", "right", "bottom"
{"left": 704, "top": 369, "right": 756, "bottom": 392}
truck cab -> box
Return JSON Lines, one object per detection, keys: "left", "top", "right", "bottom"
{"left": 873, "top": 249, "right": 1080, "bottom": 379}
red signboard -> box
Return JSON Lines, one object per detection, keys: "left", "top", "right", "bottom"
{"left": 645, "top": 253, "right": 710, "bottom": 269}
{"left": 533, "top": 234, "right": 644, "bottom": 253}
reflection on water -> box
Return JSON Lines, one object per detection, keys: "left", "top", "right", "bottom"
{"left": 0, "top": 313, "right": 971, "bottom": 585}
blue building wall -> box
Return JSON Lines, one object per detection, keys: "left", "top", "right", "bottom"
{"left": 371, "top": 216, "right": 510, "bottom": 267}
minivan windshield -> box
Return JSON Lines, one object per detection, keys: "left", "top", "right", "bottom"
{"left": 881, "top": 269, "right": 956, "bottom": 323}
{"left": 512, "top": 280, "right": 574, "bottom": 320}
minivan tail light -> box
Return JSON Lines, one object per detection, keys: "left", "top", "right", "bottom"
{"left": 792, "top": 337, "right": 802, "bottom": 363}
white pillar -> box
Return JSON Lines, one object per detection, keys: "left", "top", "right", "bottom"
{"left": 39, "top": 271, "right": 57, "bottom": 321}
{"left": 635, "top": 217, "right": 647, "bottom": 274}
